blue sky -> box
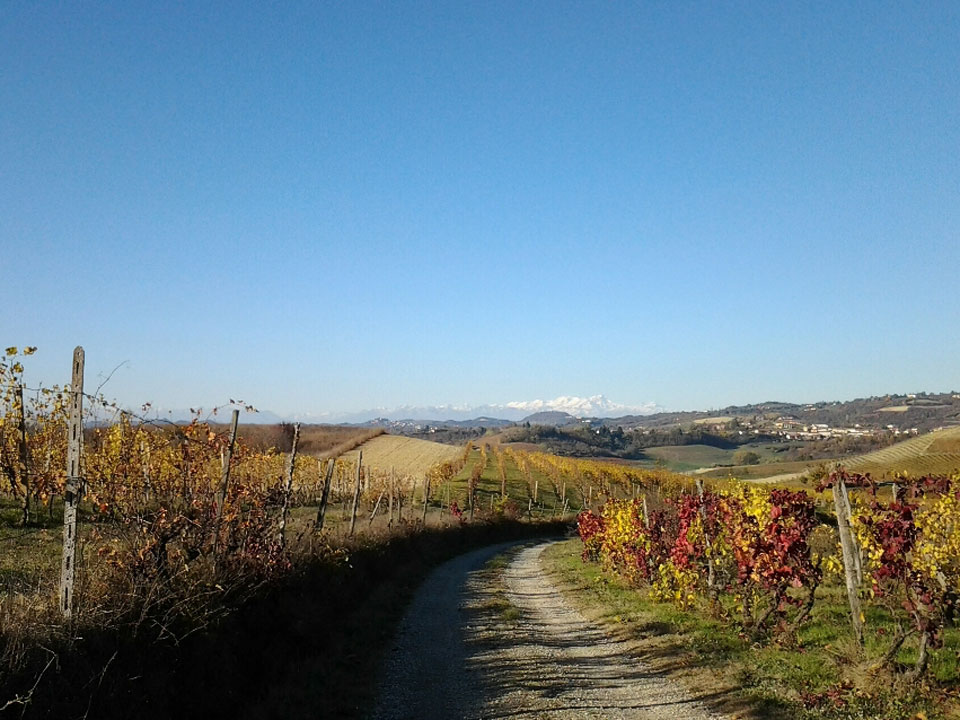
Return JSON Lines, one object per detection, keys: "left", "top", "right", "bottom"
{"left": 2, "top": 2, "right": 958, "bottom": 417}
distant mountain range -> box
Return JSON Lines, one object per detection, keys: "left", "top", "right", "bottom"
{"left": 126, "top": 392, "right": 960, "bottom": 433}
{"left": 136, "top": 395, "right": 661, "bottom": 425}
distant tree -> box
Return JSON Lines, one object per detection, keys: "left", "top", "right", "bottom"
{"left": 733, "top": 449, "right": 761, "bottom": 466}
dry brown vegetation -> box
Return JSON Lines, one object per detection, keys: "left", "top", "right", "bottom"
{"left": 233, "top": 423, "right": 385, "bottom": 456}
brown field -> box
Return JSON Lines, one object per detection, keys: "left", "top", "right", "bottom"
{"left": 929, "top": 431, "right": 960, "bottom": 453}
{"left": 231, "top": 423, "right": 384, "bottom": 456}
{"left": 340, "top": 434, "right": 463, "bottom": 479}
{"left": 692, "top": 415, "right": 734, "bottom": 424}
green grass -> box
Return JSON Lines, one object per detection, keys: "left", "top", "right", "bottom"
{"left": 700, "top": 459, "right": 822, "bottom": 481}
{"left": 480, "top": 549, "right": 524, "bottom": 622}
{"left": 0, "top": 496, "right": 75, "bottom": 594}
{"left": 631, "top": 443, "right": 788, "bottom": 473}
{"left": 542, "top": 539, "right": 960, "bottom": 720}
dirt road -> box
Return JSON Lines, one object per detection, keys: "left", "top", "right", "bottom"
{"left": 370, "top": 540, "right": 727, "bottom": 720}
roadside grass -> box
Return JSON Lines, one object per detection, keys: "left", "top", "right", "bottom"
{"left": 542, "top": 538, "right": 960, "bottom": 720}
{"left": 2, "top": 514, "right": 568, "bottom": 719}
{"left": 477, "top": 549, "right": 528, "bottom": 623}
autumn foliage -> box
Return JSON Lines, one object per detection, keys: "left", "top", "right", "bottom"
{"left": 578, "top": 469, "right": 960, "bottom": 677}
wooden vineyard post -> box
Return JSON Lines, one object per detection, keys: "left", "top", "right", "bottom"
{"left": 60, "top": 346, "right": 84, "bottom": 620}
{"left": 349, "top": 452, "right": 363, "bottom": 536}
{"left": 16, "top": 384, "right": 30, "bottom": 526}
{"left": 214, "top": 409, "right": 240, "bottom": 547}
{"left": 388, "top": 467, "right": 395, "bottom": 526}
{"left": 369, "top": 490, "right": 385, "bottom": 525}
{"left": 140, "top": 439, "right": 152, "bottom": 503}
{"left": 642, "top": 493, "right": 651, "bottom": 529}
{"left": 421, "top": 476, "right": 430, "bottom": 525}
{"left": 216, "top": 410, "right": 240, "bottom": 518}
{"left": 315, "top": 459, "right": 335, "bottom": 531}
{"left": 278, "top": 422, "right": 300, "bottom": 547}
{"left": 838, "top": 479, "right": 863, "bottom": 585}
{"left": 696, "top": 479, "right": 717, "bottom": 600}
{"left": 833, "top": 478, "right": 864, "bottom": 645}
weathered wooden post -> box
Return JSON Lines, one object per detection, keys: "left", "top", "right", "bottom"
{"left": 388, "top": 467, "right": 395, "bottom": 526}
{"left": 214, "top": 409, "right": 240, "bottom": 539}
{"left": 60, "top": 346, "right": 84, "bottom": 620}
{"left": 833, "top": 477, "right": 864, "bottom": 645}
{"left": 421, "top": 476, "right": 430, "bottom": 525}
{"left": 278, "top": 422, "right": 300, "bottom": 547}
{"left": 140, "top": 439, "right": 152, "bottom": 503}
{"left": 16, "top": 384, "right": 30, "bottom": 526}
{"left": 349, "top": 451, "right": 363, "bottom": 535}
{"left": 369, "top": 490, "right": 385, "bottom": 525}
{"left": 838, "top": 479, "right": 863, "bottom": 585}
{"left": 315, "top": 458, "right": 335, "bottom": 530}
{"left": 642, "top": 493, "right": 651, "bottom": 529}
{"left": 696, "top": 479, "right": 717, "bottom": 599}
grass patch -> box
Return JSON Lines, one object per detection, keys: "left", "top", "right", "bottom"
{"left": 542, "top": 539, "right": 959, "bottom": 720}
{"left": 481, "top": 549, "right": 525, "bottom": 623}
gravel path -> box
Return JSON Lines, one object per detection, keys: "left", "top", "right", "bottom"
{"left": 371, "top": 540, "right": 728, "bottom": 720}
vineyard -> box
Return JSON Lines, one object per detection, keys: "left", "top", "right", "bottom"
{"left": 575, "top": 468, "right": 960, "bottom": 717}
{"left": 1, "top": 346, "right": 691, "bottom": 717}
{"left": 842, "top": 426, "right": 960, "bottom": 477}
{"left": 6, "top": 345, "right": 960, "bottom": 717}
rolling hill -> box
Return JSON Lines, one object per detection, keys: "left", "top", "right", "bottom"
{"left": 702, "top": 426, "right": 960, "bottom": 483}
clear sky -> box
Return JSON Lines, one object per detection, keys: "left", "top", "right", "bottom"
{"left": 2, "top": 2, "right": 958, "bottom": 417}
